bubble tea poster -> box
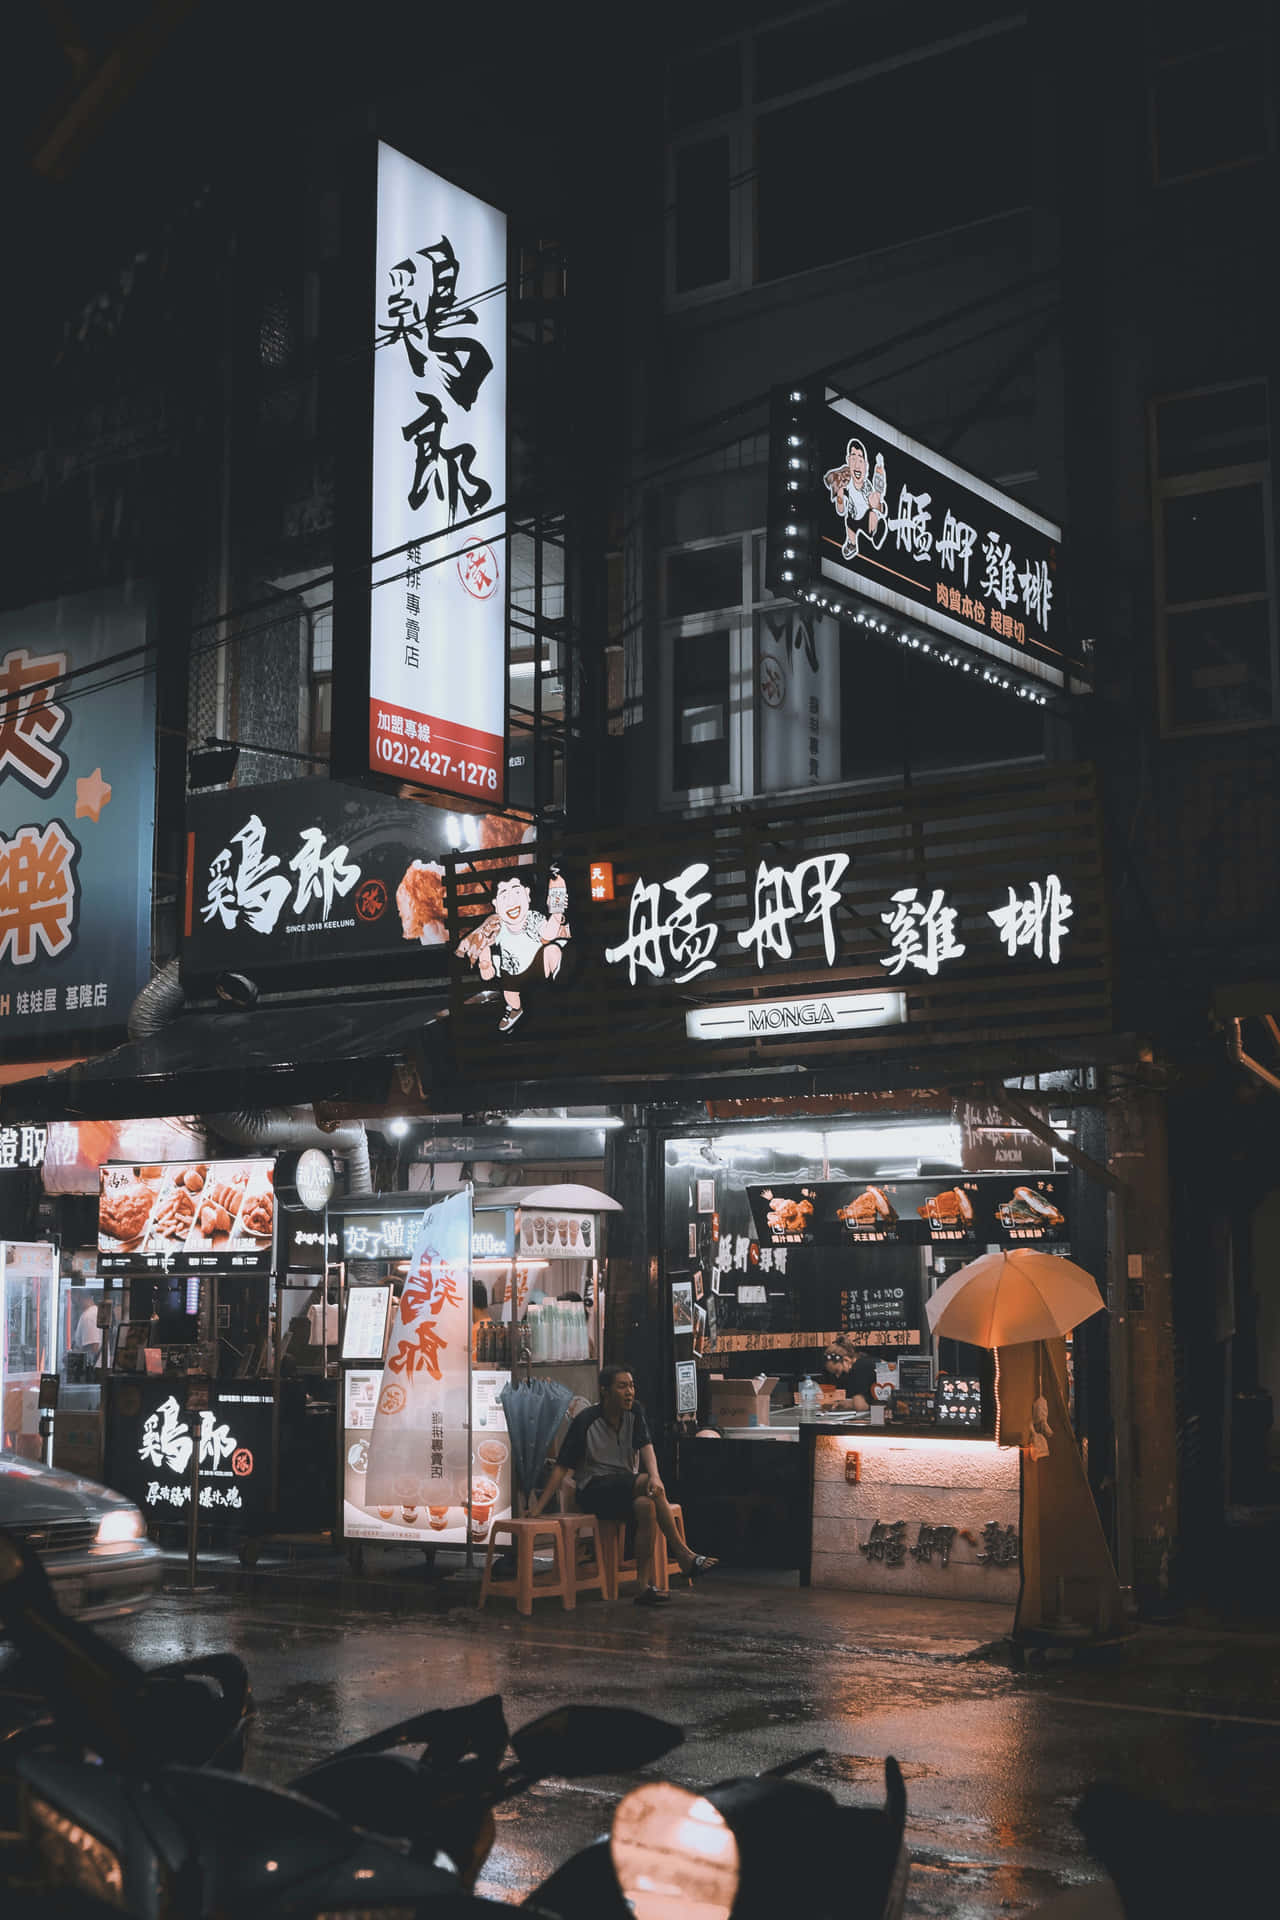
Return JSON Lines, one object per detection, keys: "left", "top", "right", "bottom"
{"left": 364, "top": 1190, "right": 472, "bottom": 1517}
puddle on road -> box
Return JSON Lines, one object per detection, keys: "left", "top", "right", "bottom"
{"left": 809, "top": 1752, "right": 938, "bottom": 1785}
{"left": 699, "top": 1697, "right": 814, "bottom": 1736}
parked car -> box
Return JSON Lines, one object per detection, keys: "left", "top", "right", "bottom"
{"left": 0, "top": 1452, "right": 162, "bottom": 1623}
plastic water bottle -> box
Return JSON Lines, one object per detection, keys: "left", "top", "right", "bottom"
{"left": 798, "top": 1375, "right": 820, "bottom": 1413}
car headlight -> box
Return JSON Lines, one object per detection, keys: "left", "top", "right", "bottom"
{"left": 95, "top": 1508, "right": 146, "bottom": 1546}
{"left": 24, "top": 1791, "right": 126, "bottom": 1908}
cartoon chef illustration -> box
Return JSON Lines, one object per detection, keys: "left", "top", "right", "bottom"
{"left": 823, "top": 437, "right": 888, "bottom": 561}
{"left": 456, "top": 865, "right": 569, "bottom": 1035}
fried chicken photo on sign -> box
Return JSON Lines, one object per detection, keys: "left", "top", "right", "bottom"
{"left": 100, "top": 1181, "right": 156, "bottom": 1246}
{"left": 837, "top": 1185, "right": 898, "bottom": 1227}
{"left": 396, "top": 860, "right": 448, "bottom": 945}
{"left": 917, "top": 1188, "right": 975, "bottom": 1228}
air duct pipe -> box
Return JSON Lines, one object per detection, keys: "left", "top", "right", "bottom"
{"left": 208, "top": 1106, "right": 373, "bottom": 1195}
{"left": 128, "top": 958, "right": 185, "bottom": 1040}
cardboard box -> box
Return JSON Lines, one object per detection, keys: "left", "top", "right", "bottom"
{"left": 710, "top": 1375, "right": 778, "bottom": 1429}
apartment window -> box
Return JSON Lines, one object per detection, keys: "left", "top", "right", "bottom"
{"left": 665, "top": 7, "right": 1027, "bottom": 305}
{"left": 1149, "top": 5, "right": 1274, "bottom": 185}
{"left": 1152, "top": 382, "right": 1277, "bottom": 734}
{"left": 308, "top": 608, "right": 333, "bottom": 760}
{"left": 661, "top": 533, "right": 842, "bottom": 804}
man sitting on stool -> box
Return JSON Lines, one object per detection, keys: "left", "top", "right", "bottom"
{"left": 529, "top": 1364, "right": 717, "bottom": 1606}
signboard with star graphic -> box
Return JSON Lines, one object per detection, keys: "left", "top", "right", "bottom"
{"left": 0, "top": 588, "right": 155, "bottom": 1055}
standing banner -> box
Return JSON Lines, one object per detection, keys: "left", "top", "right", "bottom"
{"left": 364, "top": 1188, "right": 471, "bottom": 1515}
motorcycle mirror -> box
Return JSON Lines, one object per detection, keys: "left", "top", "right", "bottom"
{"left": 610, "top": 1780, "right": 739, "bottom": 1920}
{"left": 511, "top": 1705, "right": 683, "bottom": 1781}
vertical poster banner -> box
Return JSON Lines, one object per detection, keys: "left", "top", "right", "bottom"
{"left": 0, "top": 589, "right": 154, "bottom": 1054}
{"left": 369, "top": 142, "right": 507, "bottom": 804}
{"left": 364, "top": 1188, "right": 471, "bottom": 1516}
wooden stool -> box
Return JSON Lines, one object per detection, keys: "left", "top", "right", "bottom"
{"left": 479, "top": 1517, "right": 572, "bottom": 1616}
{"left": 558, "top": 1512, "right": 608, "bottom": 1603}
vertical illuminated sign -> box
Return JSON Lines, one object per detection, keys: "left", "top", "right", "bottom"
{"left": 367, "top": 143, "right": 507, "bottom": 803}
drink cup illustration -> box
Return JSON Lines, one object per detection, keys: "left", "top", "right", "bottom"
{"left": 401, "top": 1507, "right": 419, "bottom": 1525}
{"left": 468, "top": 1475, "right": 500, "bottom": 1541}
{"left": 569, "top": 1219, "right": 579, "bottom": 1247}
{"left": 477, "top": 1438, "right": 508, "bottom": 1474}
{"left": 427, "top": 1503, "right": 450, "bottom": 1531}
{"left": 534, "top": 1215, "right": 545, "bottom": 1246}
{"left": 377, "top": 1506, "right": 395, "bottom": 1521}
{"left": 558, "top": 1218, "right": 569, "bottom": 1246}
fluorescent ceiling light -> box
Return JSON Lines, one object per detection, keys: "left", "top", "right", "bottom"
{"left": 508, "top": 1114, "right": 623, "bottom": 1131}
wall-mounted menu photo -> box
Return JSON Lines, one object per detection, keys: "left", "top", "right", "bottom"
{"left": 99, "top": 1159, "right": 276, "bottom": 1274}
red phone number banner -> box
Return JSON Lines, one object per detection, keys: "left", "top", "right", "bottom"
{"left": 369, "top": 696, "right": 502, "bottom": 800}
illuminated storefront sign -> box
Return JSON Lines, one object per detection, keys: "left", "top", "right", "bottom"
{"left": 0, "top": 588, "right": 155, "bottom": 1047}
{"left": 766, "top": 382, "right": 1091, "bottom": 698}
{"left": 686, "top": 990, "right": 906, "bottom": 1041}
{"left": 360, "top": 142, "right": 507, "bottom": 803}
{"left": 0, "top": 1125, "right": 46, "bottom": 1169}
{"left": 604, "top": 860, "right": 1073, "bottom": 986}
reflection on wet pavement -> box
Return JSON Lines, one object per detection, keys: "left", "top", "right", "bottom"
{"left": 91, "top": 1584, "right": 1280, "bottom": 1916}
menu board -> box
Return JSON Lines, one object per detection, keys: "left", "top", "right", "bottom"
{"left": 840, "top": 1279, "right": 918, "bottom": 1335}
{"left": 99, "top": 1160, "right": 276, "bottom": 1275}
{"left": 517, "top": 1208, "right": 596, "bottom": 1260}
{"left": 936, "top": 1376, "right": 983, "bottom": 1427}
{"left": 342, "top": 1285, "right": 392, "bottom": 1361}
{"left": 749, "top": 1174, "right": 1068, "bottom": 1251}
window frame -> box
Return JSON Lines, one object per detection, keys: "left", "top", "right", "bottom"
{"left": 663, "top": 9, "right": 1031, "bottom": 308}
{"left": 1150, "top": 380, "right": 1279, "bottom": 738}
{"left": 1148, "top": 33, "right": 1276, "bottom": 189}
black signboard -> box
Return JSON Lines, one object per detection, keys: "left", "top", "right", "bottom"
{"left": 748, "top": 1174, "right": 1068, "bottom": 1251}
{"left": 183, "top": 780, "right": 531, "bottom": 988}
{"left": 839, "top": 1279, "right": 918, "bottom": 1335}
{"left": 284, "top": 1216, "right": 340, "bottom": 1273}
{"left": 766, "top": 382, "right": 1090, "bottom": 696}
{"left": 106, "top": 1378, "right": 274, "bottom": 1530}
{"left": 99, "top": 1159, "right": 276, "bottom": 1277}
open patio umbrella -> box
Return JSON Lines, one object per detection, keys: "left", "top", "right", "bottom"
{"left": 499, "top": 1376, "right": 573, "bottom": 1512}
{"left": 925, "top": 1248, "right": 1105, "bottom": 1349}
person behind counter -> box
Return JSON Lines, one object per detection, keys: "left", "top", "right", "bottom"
{"left": 822, "top": 1336, "right": 876, "bottom": 1409}
{"left": 528, "top": 1365, "right": 719, "bottom": 1607}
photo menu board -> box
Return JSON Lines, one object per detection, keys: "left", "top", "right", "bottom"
{"left": 99, "top": 1160, "right": 276, "bottom": 1275}
{"left": 748, "top": 1174, "right": 1068, "bottom": 1251}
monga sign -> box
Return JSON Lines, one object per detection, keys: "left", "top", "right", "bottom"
{"left": 686, "top": 991, "right": 907, "bottom": 1042}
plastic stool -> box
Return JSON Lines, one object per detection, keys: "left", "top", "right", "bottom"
{"left": 557, "top": 1511, "right": 608, "bottom": 1603}
{"left": 479, "top": 1517, "right": 572, "bottom": 1616}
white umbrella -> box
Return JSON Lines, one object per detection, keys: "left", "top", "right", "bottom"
{"left": 925, "top": 1249, "right": 1105, "bottom": 1349}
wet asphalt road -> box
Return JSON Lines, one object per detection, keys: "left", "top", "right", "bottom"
{"left": 94, "top": 1579, "right": 1280, "bottom": 1916}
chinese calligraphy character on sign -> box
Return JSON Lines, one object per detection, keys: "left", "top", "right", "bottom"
{"left": 880, "top": 887, "right": 966, "bottom": 977}
{"left": 139, "top": 1397, "right": 193, "bottom": 1475}
{"left": 198, "top": 1412, "right": 237, "bottom": 1471}
{"left": 380, "top": 235, "right": 494, "bottom": 523}
{"left": 201, "top": 815, "right": 291, "bottom": 935}
{"left": 0, "top": 821, "right": 78, "bottom": 964}
{"left": 605, "top": 863, "right": 720, "bottom": 984}
{"left": 1017, "top": 556, "right": 1054, "bottom": 631}
{"left": 737, "top": 853, "right": 849, "bottom": 969}
{"left": 988, "top": 874, "right": 1073, "bottom": 965}
{"left": 980, "top": 534, "right": 1019, "bottom": 610}
{"left": 892, "top": 487, "right": 934, "bottom": 563}
{"left": 0, "top": 649, "right": 69, "bottom": 794}
{"left": 289, "top": 829, "right": 361, "bottom": 920}
{"left": 936, "top": 511, "right": 977, "bottom": 588}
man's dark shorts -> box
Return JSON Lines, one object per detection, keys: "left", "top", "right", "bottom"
{"left": 576, "top": 1472, "right": 643, "bottom": 1526}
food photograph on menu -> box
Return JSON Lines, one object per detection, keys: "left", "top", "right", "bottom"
{"left": 98, "top": 1159, "right": 276, "bottom": 1272}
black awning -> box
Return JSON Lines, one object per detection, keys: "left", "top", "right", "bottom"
{"left": 0, "top": 992, "right": 446, "bottom": 1123}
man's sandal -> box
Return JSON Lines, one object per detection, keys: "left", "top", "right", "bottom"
{"left": 686, "top": 1554, "right": 719, "bottom": 1579}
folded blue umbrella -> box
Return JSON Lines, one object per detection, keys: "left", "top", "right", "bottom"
{"left": 499, "top": 1376, "right": 573, "bottom": 1512}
